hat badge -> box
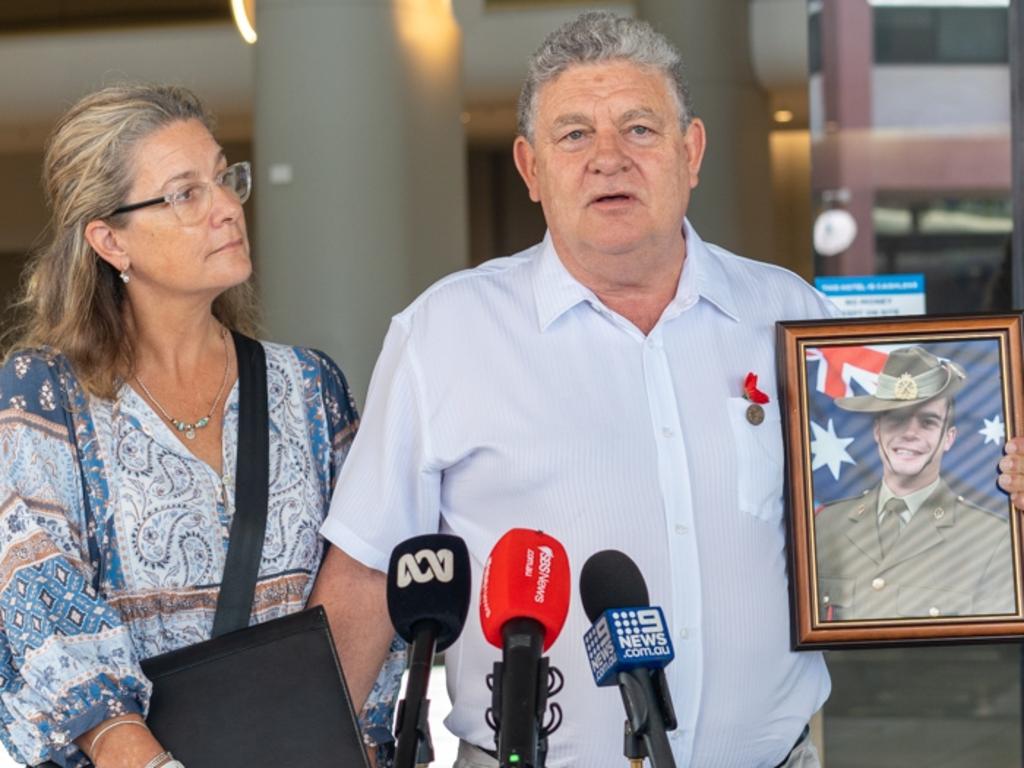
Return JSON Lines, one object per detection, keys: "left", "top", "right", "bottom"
{"left": 893, "top": 373, "right": 918, "bottom": 400}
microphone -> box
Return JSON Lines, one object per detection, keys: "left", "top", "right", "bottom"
{"left": 387, "top": 534, "right": 472, "bottom": 768}
{"left": 480, "top": 529, "right": 570, "bottom": 768}
{"left": 580, "top": 550, "right": 677, "bottom": 768}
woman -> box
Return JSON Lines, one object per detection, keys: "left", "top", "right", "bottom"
{"left": 0, "top": 84, "right": 401, "bottom": 768}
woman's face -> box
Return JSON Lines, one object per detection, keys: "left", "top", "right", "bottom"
{"left": 114, "top": 118, "right": 252, "bottom": 303}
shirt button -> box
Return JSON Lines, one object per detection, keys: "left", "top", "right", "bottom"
{"left": 674, "top": 524, "right": 688, "bottom": 535}
{"left": 678, "top": 628, "right": 689, "bottom": 640}
{"left": 661, "top": 427, "right": 675, "bottom": 438}
{"left": 872, "top": 577, "right": 886, "bottom": 591}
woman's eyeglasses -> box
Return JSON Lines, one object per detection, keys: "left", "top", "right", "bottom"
{"left": 109, "top": 161, "right": 252, "bottom": 226}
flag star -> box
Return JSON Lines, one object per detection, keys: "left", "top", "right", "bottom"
{"left": 810, "top": 418, "right": 856, "bottom": 481}
{"left": 978, "top": 414, "right": 1005, "bottom": 445}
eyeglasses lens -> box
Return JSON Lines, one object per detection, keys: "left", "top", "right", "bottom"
{"left": 168, "top": 162, "right": 251, "bottom": 225}
{"left": 227, "top": 163, "right": 252, "bottom": 204}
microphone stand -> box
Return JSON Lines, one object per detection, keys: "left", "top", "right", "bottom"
{"left": 394, "top": 623, "right": 437, "bottom": 768}
{"left": 486, "top": 620, "right": 564, "bottom": 768}
{"left": 491, "top": 619, "right": 549, "bottom": 768}
{"left": 623, "top": 727, "right": 644, "bottom": 768}
{"left": 616, "top": 668, "right": 677, "bottom": 768}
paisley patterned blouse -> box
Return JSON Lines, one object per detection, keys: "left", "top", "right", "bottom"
{"left": 0, "top": 342, "right": 403, "bottom": 767}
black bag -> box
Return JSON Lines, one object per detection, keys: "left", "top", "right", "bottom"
{"left": 37, "top": 333, "right": 369, "bottom": 768}
{"left": 139, "top": 604, "right": 366, "bottom": 767}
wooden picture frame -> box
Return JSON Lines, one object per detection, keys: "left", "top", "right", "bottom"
{"left": 777, "top": 313, "right": 1024, "bottom": 647}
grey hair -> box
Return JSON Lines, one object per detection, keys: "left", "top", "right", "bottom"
{"left": 517, "top": 11, "right": 695, "bottom": 142}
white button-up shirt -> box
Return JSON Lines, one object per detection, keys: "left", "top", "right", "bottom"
{"left": 323, "top": 221, "right": 834, "bottom": 767}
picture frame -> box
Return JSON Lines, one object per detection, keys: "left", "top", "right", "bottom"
{"left": 777, "top": 313, "right": 1024, "bottom": 648}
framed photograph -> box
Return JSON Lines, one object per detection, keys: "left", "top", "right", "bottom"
{"left": 777, "top": 313, "right": 1024, "bottom": 648}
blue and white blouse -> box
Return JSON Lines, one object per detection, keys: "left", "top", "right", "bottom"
{"left": 0, "top": 342, "right": 403, "bottom": 767}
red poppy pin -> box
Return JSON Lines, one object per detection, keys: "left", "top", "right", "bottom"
{"left": 743, "top": 372, "right": 770, "bottom": 404}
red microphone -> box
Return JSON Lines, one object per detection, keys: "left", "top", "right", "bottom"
{"left": 480, "top": 529, "right": 570, "bottom": 768}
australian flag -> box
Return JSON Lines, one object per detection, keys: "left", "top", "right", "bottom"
{"left": 805, "top": 339, "right": 1008, "bottom": 517}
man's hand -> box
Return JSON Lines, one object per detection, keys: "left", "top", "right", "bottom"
{"left": 998, "top": 438, "right": 1024, "bottom": 509}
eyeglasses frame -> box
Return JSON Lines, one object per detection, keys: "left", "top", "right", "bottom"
{"left": 108, "top": 161, "right": 252, "bottom": 219}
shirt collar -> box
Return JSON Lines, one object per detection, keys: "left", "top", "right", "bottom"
{"left": 671, "top": 219, "right": 740, "bottom": 323}
{"left": 531, "top": 231, "right": 595, "bottom": 332}
{"left": 878, "top": 477, "right": 942, "bottom": 523}
{"left": 530, "top": 219, "right": 741, "bottom": 333}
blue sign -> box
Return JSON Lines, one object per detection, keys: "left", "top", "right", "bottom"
{"left": 815, "top": 274, "right": 926, "bottom": 317}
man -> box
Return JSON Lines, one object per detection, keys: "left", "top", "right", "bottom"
{"left": 816, "top": 346, "right": 1014, "bottom": 622}
{"left": 313, "top": 12, "right": 837, "bottom": 768}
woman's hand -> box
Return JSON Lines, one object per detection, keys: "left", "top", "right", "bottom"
{"left": 75, "top": 715, "right": 167, "bottom": 768}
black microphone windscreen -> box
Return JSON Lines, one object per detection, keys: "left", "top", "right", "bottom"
{"left": 579, "top": 549, "right": 650, "bottom": 622}
{"left": 387, "top": 534, "right": 471, "bottom": 651}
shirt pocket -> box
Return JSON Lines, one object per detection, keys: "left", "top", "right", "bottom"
{"left": 897, "top": 585, "right": 974, "bottom": 618}
{"left": 725, "top": 396, "right": 785, "bottom": 522}
{"left": 819, "top": 577, "right": 856, "bottom": 621}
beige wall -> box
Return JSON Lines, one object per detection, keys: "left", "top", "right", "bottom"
{"left": 770, "top": 129, "right": 813, "bottom": 280}
{"left": 0, "top": 152, "right": 46, "bottom": 255}
{"left": 0, "top": 151, "right": 47, "bottom": 330}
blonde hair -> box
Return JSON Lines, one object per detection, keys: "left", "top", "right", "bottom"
{"left": 3, "top": 83, "right": 259, "bottom": 399}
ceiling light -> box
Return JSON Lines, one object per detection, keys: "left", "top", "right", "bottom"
{"left": 232, "top": 0, "right": 257, "bottom": 44}
{"left": 774, "top": 109, "right": 795, "bottom": 124}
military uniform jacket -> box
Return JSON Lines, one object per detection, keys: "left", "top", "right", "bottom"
{"left": 815, "top": 478, "right": 1015, "bottom": 621}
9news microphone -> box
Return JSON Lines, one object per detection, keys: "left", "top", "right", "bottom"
{"left": 480, "top": 529, "right": 571, "bottom": 768}
{"left": 580, "top": 550, "right": 677, "bottom": 768}
{"left": 387, "top": 535, "right": 471, "bottom": 768}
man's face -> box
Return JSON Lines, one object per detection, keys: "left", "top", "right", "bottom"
{"left": 513, "top": 60, "right": 705, "bottom": 268}
{"left": 873, "top": 398, "right": 957, "bottom": 492}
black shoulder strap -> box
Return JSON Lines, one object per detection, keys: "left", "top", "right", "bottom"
{"left": 211, "top": 332, "right": 270, "bottom": 638}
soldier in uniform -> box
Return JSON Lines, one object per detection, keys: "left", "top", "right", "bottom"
{"left": 815, "top": 346, "right": 1015, "bottom": 621}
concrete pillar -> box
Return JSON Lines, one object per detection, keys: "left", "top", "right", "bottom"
{"left": 253, "top": 0, "right": 467, "bottom": 403}
{"left": 637, "top": 0, "right": 775, "bottom": 262}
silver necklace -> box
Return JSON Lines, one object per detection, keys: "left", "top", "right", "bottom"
{"left": 135, "top": 329, "right": 231, "bottom": 440}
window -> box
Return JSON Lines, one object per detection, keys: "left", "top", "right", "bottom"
{"left": 874, "top": 7, "right": 1008, "bottom": 64}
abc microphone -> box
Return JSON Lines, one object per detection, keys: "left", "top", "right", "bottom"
{"left": 480, "top": 529, "right": 570, "bottom": 768}
{"left": 387, "top": 535, "right": 471, "bottom": 768}
{"left": 580, "top": 550, "right": 677, "bottom": 768}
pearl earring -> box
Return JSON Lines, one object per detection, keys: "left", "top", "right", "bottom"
{"left": 119, "top": 266, "right": 130, "bottom": 284}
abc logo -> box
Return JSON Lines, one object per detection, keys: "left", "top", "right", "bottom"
{"left": 396, "top": 548, "right": 454, "bottom": 587}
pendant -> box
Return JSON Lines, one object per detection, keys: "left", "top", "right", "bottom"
{"left": 171, "top": 418, "right": 203, "bottom": 440}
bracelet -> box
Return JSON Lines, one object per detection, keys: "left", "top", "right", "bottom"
{"left": 142, "top": 751, "right": 184, "bottom": 768}
{"left": 88, "top": 718, "right": 147, "bottom": 756}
